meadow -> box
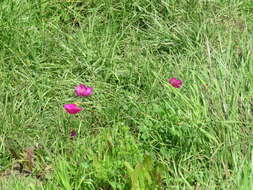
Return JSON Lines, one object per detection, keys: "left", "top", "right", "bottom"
{"left": 0, "top": 0, "right": 253, "bottom": 189}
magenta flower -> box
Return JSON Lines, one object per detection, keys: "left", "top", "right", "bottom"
{"left": 75, "top": 84, "right": 93, "bottom": 97}
{"left": 70, "top": 130, "right": 77, "bottom": 137}
{"left": 168, "top": 78, "right": 183, "bottom": 88}
{"left": 64, "top": 104, "right": 83, "bottom": 114}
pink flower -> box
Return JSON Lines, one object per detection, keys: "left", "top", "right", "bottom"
{"left": 64, "top": 104, "right": 83, "bottom": 114}
{"left": 75, "top": 84, "right": 93, "bottom": 97}
{"left": 168, "top": 78, "right": 183, "bottom": 88}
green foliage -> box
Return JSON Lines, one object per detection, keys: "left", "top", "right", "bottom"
{"left": 237, "top": 150, "right": 253, "bottom": 190}
{"left": 46, "top": 125, "right": 143, "bottom": 189}
{"left": 0, "top": 0, "right": 253, "bottom": 189}
{"left": 125, "top": 155, "right": 165, "bottom": 190}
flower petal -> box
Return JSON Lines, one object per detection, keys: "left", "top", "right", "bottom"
{"left": 168, "top": 77, "right": 183, "bottom": 88}
{"left": 75, "top": 84, "right": 93, "bottom": 97}
{"left": 64, "top": 104, "right": 83, "bottom": 114}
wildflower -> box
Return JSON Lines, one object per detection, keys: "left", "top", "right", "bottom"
{"left": 168, "top": 77, "right": 182, "bottom": 88}
{"left": 64, "top": 104, "right": 83, "bottom": 114}
{"left": 75, "top": 84, "right": 93, "bottom": 97}
{"left": 70, "top": 130, "right": 77, "bottom": 137}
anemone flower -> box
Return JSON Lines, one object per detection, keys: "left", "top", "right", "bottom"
{"left": 75, "top": 84, "right": 93, "bottom": 97}
{"left": 168, "top": 78, "right": 183, "bottom": 88}
{"left": 64, "top": 104, "right": 83, "bottom": 114}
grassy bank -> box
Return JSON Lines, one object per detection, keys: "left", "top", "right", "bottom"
{"left": 0, "top": 0, "right": 253, "bottom": 189}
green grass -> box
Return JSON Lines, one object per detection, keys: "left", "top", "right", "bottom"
{"left": 0, "top": 0, "right": 253, "bottom": 189}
